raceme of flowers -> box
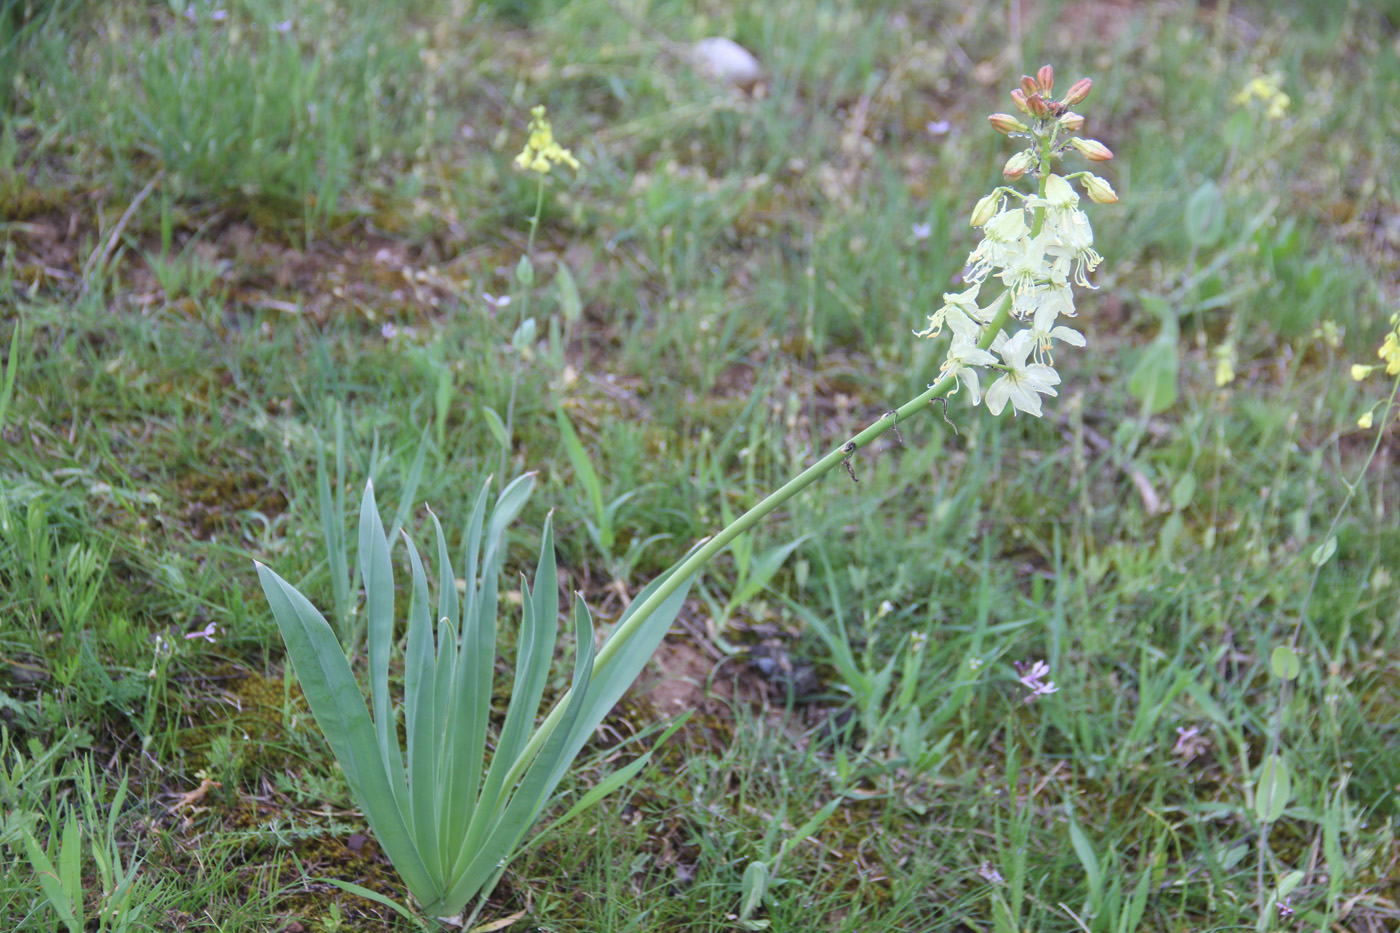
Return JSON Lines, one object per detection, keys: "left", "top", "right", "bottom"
{"left": 514, "top": 105, "right": 579, "bottom": 175}
{"left": 917, "top": 66, "right": 1118, "bottom": 418}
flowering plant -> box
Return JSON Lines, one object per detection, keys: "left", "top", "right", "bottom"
{"left": 255, "top": 67, "right": 1117, "bottom": 928}
{"left": 919, "top": 65, "right": 1116, "bottom": 417}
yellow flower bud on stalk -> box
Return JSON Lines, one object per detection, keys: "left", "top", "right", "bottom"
{"left": 1082, "top": 174, "right": 1118, "bottom": 204}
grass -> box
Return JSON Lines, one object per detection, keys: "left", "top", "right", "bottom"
{"left": 2, "top": 0, "right": 1399, "bottom": 929}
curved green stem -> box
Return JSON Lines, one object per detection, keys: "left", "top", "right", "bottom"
{"left": 508, "top": 292, "right": 1015, "bottom": 779}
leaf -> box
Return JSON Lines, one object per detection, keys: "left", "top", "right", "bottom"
{"left": 555, "top": 409, "right": 605, "bottom": 532}
{"left": 481, "top": 406, "right": 509, "bottom": 451}
{"left": 536, "top": 714, "right": 692, "bottom": 840}
{"left": 255, "top": 563, "right": 437, "bottom": 905}
{"left": 357, "top": 482, "right": 408, "bottom": 814}
{"left": 731, "top": 534, "right": 812, "bottom": 605}
{"left": 402, "top": 533, "right": 444, "bottom": 883}
{"left": 1128, "top": 338, "right": 1179, "bottom": 414}
{"left": 387, "top": 427, "right": 431, "bottom": 544}
{"left": 1270, "top": 645, "right": 1300, "bottom": 681}
{"left": 1184, "top": 180, "right": 1226, "bottom": 248}
{"left": 1277, "top": 869, "right": 1305, "bottom": 899}
{"left": 324, "top": 880, "right": 429, "bottom": 931}
{"left": 555, "top": 263, "right": 581, "bottom": 322}
{"left": 1310, "top": 535, "right": 1337, "bottom": 567}
{"left": 1255, "top": 755, "right": 1291, "bottom": 823}
{"left": 1067, "top": 811, "right": 1104, "bottom": 911}
{"left": 1171, "top": 473, "right": 1196, "bottom": 510}
{"left": 739, "top": 861, "right": 769, "bottom": 919}
{"left": 0, "top": 319, "right": 20, "bottom": 436}
{"left": 23, "top": 826, "right": 80, "bottom": 932}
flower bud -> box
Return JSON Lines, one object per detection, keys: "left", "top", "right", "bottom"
{"left": 1351, "top": 363, "right": 1375, "bottom": 381}
{"left": 1025, "top": 93, "right": 1050, "bottom": 118}
{"left": 1003, "top": 151, "right": 1036, "bottom": 179}
{"left": 1069, "top": 138, "right": 1114, "bottom": 161}
{"left": 1081, "top": 173, "right": 1117, "bottom": 203}
{"left": 1010, "top": 89, "right": 1031, "bottom": 115}
{"left": 1058, "top": 111, "right": 1085, "bottom": 132}
{"left": 1062, "top": 77, "right": 1093, "bottom": 105}
{"left": 1037, "top": 65, "right": 1054, "bottom": 94}
{"left": 1357, "top": 410, "right": 1374, "bottom": 429}
{"left": 970, "top": 193, "right": 1000, "bottom": 226}
{"left": 1020, "top": 75, "right": 1039, "bottom": 97}
{"left": 988, "top": 113, "right": 1029, "bottom": 134}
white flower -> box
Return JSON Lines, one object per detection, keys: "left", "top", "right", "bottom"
{"left": 916, "top": 282, "right": 982, "bottom": 338}
{"left": 997, "top": 232, "right": 1050, "bottom": 309}
{"left": 1029, "top": 301, "right": 1086, "bottom": 364}
{"left": 1045, "top": 210, "right": 1101, "bottom": 288}
{"left": 965, "top": 209, "right": 1029, "bottom": 283}
{"left": 939, "top": 307, "right": 997, "bottom": 404}
{"left": 985, "top": 330, "right": 1061, "bottom": 417}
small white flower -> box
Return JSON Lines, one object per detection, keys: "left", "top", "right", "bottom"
{"left": 1029, "top": 301, "right": 1086, "bottom": 364}
{"left": 997, "top": 232, "right": 1051, "bottom": 307}
{"left": 965, "top": 209, "right": 1029, "bottom": 283}
{"left": 939, "top": 308, "right": 997, "bottom": 404}
{"left": 985, "top": 330, "right": 1061, "bottom": 417}
{"left": 916, "top": 282, "right": 982, "bottom": 338}
{"left": 910, "top": 222, "right": 932, "bottom": 241}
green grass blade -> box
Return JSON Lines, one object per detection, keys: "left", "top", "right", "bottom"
{"left": 324, "top": 880, "right": 429, "bottom": 931}
{"left": 403, "top": 531, "right": 444, "bottom": 886}
{"left": 387, "top": 426, "right": 430, "bottom": 543}
{"left": 554, "top": 410, "right": 604, "bottom": 528}
{"left": 315, "top": 425, "right": 350, "bottom": 643}
{"left": 0, "top": 320, "right": 20, "bottom": 437}
{"left": 23, "top": 827, "right": 80, "bottom": 932}
{"left": 255, "top": 562, "right": 436, "bottom": 903}
{"left": 531, "top": 712, "right": 692, "bottom": 846}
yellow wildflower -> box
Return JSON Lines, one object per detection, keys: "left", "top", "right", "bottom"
{"left": 1233, "top": 73, "right": 1290, "bottom": 120}
{"left": 1214, "top": 341, "right": 1237, "bottom": 387}
{"left": 513, "top": 105, "right": 579, "bottom": 175}
{"left": 1357, "top": 410, "right": 1374, "bottom": 430}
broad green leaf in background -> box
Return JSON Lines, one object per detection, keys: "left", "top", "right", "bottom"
{"left": 1184, "top": 180, "right": 1226, "bottom": 248}
{"left": 1255, "top": 755, "right": 1291, "bottom": 823}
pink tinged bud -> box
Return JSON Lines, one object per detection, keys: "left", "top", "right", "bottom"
{"left": 1026, "top": 93, "right": 1050, "bottom": 118}
{"left": 1020, "top": 75, "right": 1040, "bottom": 97}
{"left": 1010, "top": 89, "right": 1031, "bottom": 115}
{"left": 1082, "top": 173, "right": 1118, "bottom": 203}
{"left": 989, "top": 113, "right": 1029, "bottom": 134}
{"left": 1058, "top": 111, "right": 1085, "bottom": 132}
{"left": 1069, "top": 138, "right": 1114, "bottom": 161}
{"left": 970, "top": 193, "right": 999, "bottom": 226}
{"left": 1063, "top": 77, "right": 1093, "bottom": 105}
{"left": 1003, "top": 151, "right": 1035, "bottom": 179}
{"left": 1037, "top": 65, "right": 1054, "bottom": 94}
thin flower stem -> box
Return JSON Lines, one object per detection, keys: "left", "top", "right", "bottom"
{"left": 500, "top": 178, "right": 548, "bottom": 479}
{"left": 1254, "top": 367, "right": 1400, "bottom": 916}
{"left": 505, "top": 293, "right": 1015, "bottom": 784}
